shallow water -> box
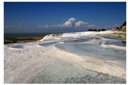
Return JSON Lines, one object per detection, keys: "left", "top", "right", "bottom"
{"left": 105, "top": 41, "right": 126, "bottom": 47}
{"left": 55, "top": 43, "right": 126, "bottom": 61}
{"left": 39, "top": 42, "right": 56, "bottom": 47}
{"left": 63, "top": 37, "right": 101, "bottom": 43}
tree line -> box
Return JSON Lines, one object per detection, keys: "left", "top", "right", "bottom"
{"left": 88, "top": 29, "right": 106, "bottom": 31}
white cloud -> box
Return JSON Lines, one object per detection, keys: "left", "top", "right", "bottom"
{"left": 62, "top": 18, "right": 77, "bottom": 27}
{"left": 43, "top": 18, "right": 89, "bottom": 28}
{"left": 5, "top": 23, "right": 22, "bottom": 28}
{"left": 114, "top": 24, "right": 120, "bottom": 27}
{"left": 95, "top": 24, "right": 121, "bottom": 30}
{"left": 87, "top": 24, "right": 95, "bottom": 28}
{"left": 42, "top": 18, "right": 120, "bottom": 30}
{"left": 106, "top": 24, "right": 121, "bottom": 28}
{"left": 75, "top": 21, "right": 88, "bottom": 27}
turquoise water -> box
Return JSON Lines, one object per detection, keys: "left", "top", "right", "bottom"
{"left": 39, "top": 42, "right": 56, "bottom": 47}
{"left": 105, "top": 41, "right": 126, "bottom": 47}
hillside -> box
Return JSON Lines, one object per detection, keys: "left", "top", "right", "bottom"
{"left": 111, "top": 21, "right": 126, "bottom": 31}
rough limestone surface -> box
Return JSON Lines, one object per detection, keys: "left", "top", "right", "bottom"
{"left": 4, "top": 31, "right": 126, "bottom": 83}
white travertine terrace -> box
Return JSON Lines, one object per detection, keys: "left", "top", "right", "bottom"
{"left": 4, "top": 31, "right": 126, "bottom": 83}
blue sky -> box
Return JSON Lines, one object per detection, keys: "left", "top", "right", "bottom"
{"left": 4, "top": 2, "right": 126, "bottom": 33}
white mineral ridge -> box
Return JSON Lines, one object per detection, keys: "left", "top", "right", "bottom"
{"left": 4, "top": 31, "right": 126, "bottom": 83}
{"left": 41, "top": 31, "right": 123, "bottom": 40}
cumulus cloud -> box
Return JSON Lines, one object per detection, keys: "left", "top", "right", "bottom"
{"left": 75, "top": 21, "right": 88, "bottom": 27}
{"left": 43, "top": 18, "right": 90, "bottom": 28}
{"left": 42, "top": 18, "right": 120, "bottom": 30}
{"left": 62, "top": 18, "right": 77, "bottom": 27}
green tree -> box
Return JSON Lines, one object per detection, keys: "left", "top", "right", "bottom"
{"left": 116, "top": 27, "right": 120, "bottom": 29}
{"left": 122, "top": 21, "right": 126, "bottom": 26}
{"left": 101, "top": 29, "right": 106, "bottom": 31}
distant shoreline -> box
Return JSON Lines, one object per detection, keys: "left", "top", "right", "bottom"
{"left": 4, "top": 33, "right": 50, "bottom": 44}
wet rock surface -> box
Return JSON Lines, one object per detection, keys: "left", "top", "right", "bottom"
{"left": 27, "top": 64, "right": 126, "bottom": 84}
{"left": 63, "top": 74, "right": 125, "bottom": 84}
